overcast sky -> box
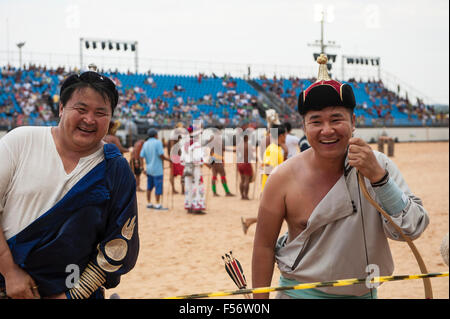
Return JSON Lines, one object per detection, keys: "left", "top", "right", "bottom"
{"left": 0, "top": 0, "right": 448, "bottom": 104}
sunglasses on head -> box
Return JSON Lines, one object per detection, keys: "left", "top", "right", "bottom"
{"left": 60, "top": 71, "right": 116, "bottom": 92}
{"left": 60, "top": 71, "right": 118, "bottom": 107}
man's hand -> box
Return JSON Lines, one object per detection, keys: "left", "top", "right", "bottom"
{"left": 4, "top": 265, "right": 40, "bottom": 299}
{"left": 347, "top": 137, "right": 386, "bottom": 183}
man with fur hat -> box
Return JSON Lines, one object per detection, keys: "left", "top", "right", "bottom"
{"left": 252, "top": 54, "right": 429, "bottom": 299}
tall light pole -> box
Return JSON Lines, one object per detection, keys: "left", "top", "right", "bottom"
{"left": 307, "top": 7, "right": 339, "bottom": 77}
{"left": 16, "top": 42, "right": 25, "bottom": 68}
{"left": 308, "top": 8, "right": 339, "bottom": 55}
{"left": 80, "top": 38, "right": 139, "bottom": 73}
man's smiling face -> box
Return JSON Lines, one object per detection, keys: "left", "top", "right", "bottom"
{"left": 58, "top": 86, "right": 112, "bottom": 154}
{"left": 303, "top": 106, "right": 355, "bottom": 160}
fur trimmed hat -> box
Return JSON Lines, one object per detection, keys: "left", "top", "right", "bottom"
{"left": 298, "top": 54, "right": 356, "bottom": 116}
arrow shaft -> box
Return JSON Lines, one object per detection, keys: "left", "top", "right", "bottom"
{"left": 165, "top": 272, "right": 448, "bottom": 299}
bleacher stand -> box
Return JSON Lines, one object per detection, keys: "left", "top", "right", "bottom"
{"left": 0, "top": 65, "right": 447, "bottom": 133}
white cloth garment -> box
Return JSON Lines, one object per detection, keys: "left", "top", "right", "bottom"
{"left": 0, "top": 126, "right": 104, "bottom": 240}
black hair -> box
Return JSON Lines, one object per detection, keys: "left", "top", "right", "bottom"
{"left": 284, "top": 122, "right": 292, "bottom": 132}
{"left": 147, "top": 128, "right": 158, "bottom": 138}
{"left": 59, "top": 71, "right": 119, "bottom": 115}
{"left": 270, "top": 124, "right": 286, "bottom": 138}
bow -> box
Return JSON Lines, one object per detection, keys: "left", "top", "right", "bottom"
{"left": 356, "top": 171, "right": 433, "bottom": 299}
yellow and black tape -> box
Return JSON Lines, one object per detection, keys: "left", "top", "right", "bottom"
{"left": 165, "top": 272, "right": 448, "bottom": 299}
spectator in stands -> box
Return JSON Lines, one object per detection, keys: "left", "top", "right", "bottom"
{"left": 197, "top": 73, "right": 203, "bottom": 84}
{"left": 174, "top": 84, "right": 185, "bottom": 92}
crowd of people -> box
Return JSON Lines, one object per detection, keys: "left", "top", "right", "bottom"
{"left": 350, "top": 78, "right": 447, "bottom": 126}
{"left": 0, "top": 65, "right": 447, "bottom": 133}
{"left": 258, "top": 75, "right": 448, "bottom": 127}
{"left": 0, "top": 65, "right": 64, "bottom": 129}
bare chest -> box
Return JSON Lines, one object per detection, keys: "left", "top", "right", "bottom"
{"left": 284, "top": 175, "right": 341, "bottom": 239}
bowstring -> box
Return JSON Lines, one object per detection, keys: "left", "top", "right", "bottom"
{"left": 356, "top": 171, "right": 374, "bottom": 299}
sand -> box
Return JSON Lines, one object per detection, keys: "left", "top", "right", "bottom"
{"left": 106, "top": 142, "right": 449, "bottom": 299}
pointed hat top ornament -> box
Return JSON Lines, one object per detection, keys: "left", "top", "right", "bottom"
{"left": 297, "top": 53, "right": 356, "bottom": 115}
{"left": 316, "top": 53, "right": 331, "bottom": 82}
{"left": 88, "top": 63, "right": 98, "bottom": 72}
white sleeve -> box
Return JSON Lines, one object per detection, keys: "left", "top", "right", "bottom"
{"left": 286, "top": 134, "right": 299, "bottom": 146}
{"left": 374, "top": 152, "right": 430, "bottom": 241}
{"left": 0, "top": 131, "right": 20, "bottom": 216}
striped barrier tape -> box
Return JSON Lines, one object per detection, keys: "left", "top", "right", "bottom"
{"left": 164, "top": 271, "right": 448, "bottom": 299}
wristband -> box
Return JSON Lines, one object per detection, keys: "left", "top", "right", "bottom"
{"left": 372, "top": 177, "right": 408, "bottom": 216}
{"left": 371, "top": 170, "right": 390, "bottom": 188}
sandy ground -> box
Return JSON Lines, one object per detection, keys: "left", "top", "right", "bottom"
{"left": 106, "top": 142, "right": 449, "bottom": 299}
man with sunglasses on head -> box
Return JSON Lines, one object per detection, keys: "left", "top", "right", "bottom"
{"left": 0, "top": 66, "right": 139, "bottom": 299}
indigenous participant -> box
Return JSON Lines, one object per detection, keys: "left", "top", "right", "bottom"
{"left": 207, "top": 126, "right": 234, "bottom": 197}
{"left": 252, "top": 54, "right": 429, "bottom": 299}
{"left": 168, "top": 123, "right": 186, "bottom": 194}
{"left": 181, "top": 125, "right": 207, "bottom": 214}
{"left": 236, "top": 133, "right": 255, "bottom": 200}
{"left": 130, "top": 138, "right": 145, "bottom": 192}
{"left": 241, "top": 125, "right": 286, "bottom": 234}
{"left": 103, "top": 119, "right": 129, "bottom": 154}
{"left": 0, "top": 68, "right": 139, "bottom": 299}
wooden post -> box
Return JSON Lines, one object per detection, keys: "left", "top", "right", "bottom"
{"left": 387, "top": 138, "right": 395, "bottom": 157}
{"left": 377, "top": 138, "right": 385, "bottom": 153}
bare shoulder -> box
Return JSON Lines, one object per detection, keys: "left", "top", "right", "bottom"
{"left": 263, "top": 153, "right": 307, "bottom": 204}
{"left": 272, "top": 150, "right": 308, "bottom": 180}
